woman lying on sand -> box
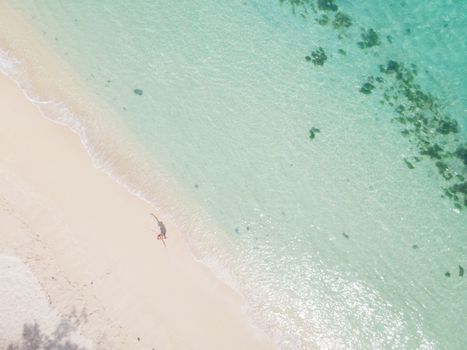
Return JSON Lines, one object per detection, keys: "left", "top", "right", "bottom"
{"left": 151, "top": 213, "right": 167, "bottom": 246}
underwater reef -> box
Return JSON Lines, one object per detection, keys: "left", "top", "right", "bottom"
{"left": 279, "top": 0, "right": 466, "bottom": 210}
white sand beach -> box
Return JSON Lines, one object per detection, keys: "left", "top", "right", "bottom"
{"left": 0, "top": 70, "right": 274, "bottom": 349}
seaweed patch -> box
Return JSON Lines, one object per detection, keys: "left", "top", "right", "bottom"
{"left": 358, "top": 28, "right": 381, "bottom": 49}
{"left": 455, "top": 146, "right": 467, "bottom": 165}
{"left": 279, "top": 0, "right": 317, "bottom": 17}
{"left": 309, "top": 47, "right": 327, "bottom": 66}
{"left": 309, "top": 127, "right": 320, "bottom": 140}
{"left": 443, "top": 182, "right": 467, "bottom": 210}
{"left": 281, "top": 0, "right": 466, "bottom": 209}
{"left": 370, "top": 59, "right": 466, "bottom": 208}
{"left": 404, "top": 158, "right": 415, "bottom": 169}
{"left": 317, "top": 14, "right": 330, "bottom": 25}
{"left": 317, "top": 0, "right": 338, "bottom": 12}
{"left": 360, "top": 82, "right": 376, "bottom": 95}
{"left": 332, "top": 11, "right": 352, "bottom": 29}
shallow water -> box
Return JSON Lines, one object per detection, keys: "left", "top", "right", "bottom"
{"left": 5, "top": 1, "right": 467, "bottom": 348}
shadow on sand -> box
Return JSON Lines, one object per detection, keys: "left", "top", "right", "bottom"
{"left": 7, "top": 309, "right": 89, "bottom": 350}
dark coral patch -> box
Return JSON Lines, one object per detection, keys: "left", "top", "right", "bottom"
{"left": 310, "top": 47, "right": 327, "bottom": 66}
{"left": 360, "top": 82, "right": 376, "bottom": 95}
{"left": 372, "top": 58, "right": 465, "bottom": 208}
{"left": 404, "top": 158, "right": 415, "bottom": 169}
{"left": 332, "top": 12, "right": 352, "bottom": 29}
{"left": 380, "top": 60, "right": 400, "bottom": 74}
{"left": 435, "top": 161, "right": 453, "bottom": 180}
{"left": 309, "top": 127, "right": 321, "bottom": 140}
{"left": 283, "top": 0, "right": 466, "bottom": 210}
{"left": 133, "top": 89, "right": 143, "bottom": 96}
{"left": 358, "top": 28, "right": 381, "bottom": 49}
{"left": 420, "top": 144, "right": 444, "bottom": 160}
{"left": 317, "top": 14, "right": 330, "bottom": 25}
{"left": 455, "top": 146, "right": 467, "bottom": 165}
{"left": 444, "top": 182, "right": 467, "bottom": 209}
{"left": 436, "top": 119, "right": 458, "bottom": 135}
{"left": 317, "top": 0, "right": 338, "bottom": 12}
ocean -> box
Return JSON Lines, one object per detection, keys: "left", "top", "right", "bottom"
{"left": 2, "top": 0, "right": 466, "bottom": 348}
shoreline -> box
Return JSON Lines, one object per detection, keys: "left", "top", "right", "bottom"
{"left": 0, "top": 70, "right": 274, "bottom": 349}
{"left": 0, "top": 4, "right": 276, "bottom": 345}
{"left": 0, "top": 1, "right": 240, "bottom": 270}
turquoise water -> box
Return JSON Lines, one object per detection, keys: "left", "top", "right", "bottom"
{"left": 5, "top": 0, "right": 467, "bottom": 348}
